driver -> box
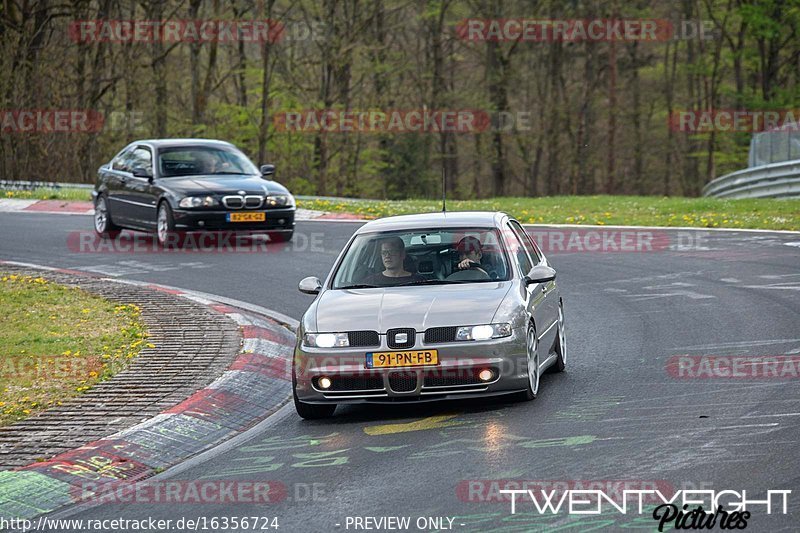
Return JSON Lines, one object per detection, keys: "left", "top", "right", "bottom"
{"left": 363, "top": 236, "right": 425, "bottom": 286}
{"left": 455, "top": 236, "right": 489, "bottom": 276}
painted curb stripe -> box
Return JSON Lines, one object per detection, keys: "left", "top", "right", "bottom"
{"left": 0, "top": 268, "right": 296, "bottom": 521}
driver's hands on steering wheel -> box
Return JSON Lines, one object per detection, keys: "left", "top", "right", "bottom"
{"left": 457, "top": 259, "right": 482, "bottom": 270}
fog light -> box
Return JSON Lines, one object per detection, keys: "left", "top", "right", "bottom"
{"left": 318, "top": 376, "right": 332, "bottom": 389}
{"left": 478, "top": 369, "right": 494, "bottom": 382}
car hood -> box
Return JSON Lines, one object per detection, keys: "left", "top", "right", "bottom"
{"left": 160, "top": 175, "right": 290, "bottom": 196}
{"left": 314, "top": 282, "right": 513, "bottom": 332}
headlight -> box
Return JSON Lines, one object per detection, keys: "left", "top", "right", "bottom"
{"left": 455, "top": 323, "right": 512, "bottom": 341}
{"left": 179, "top": 196, "right": 218, "bottom": 208}
{"left": 265, "top": 194, "right": 294, "bottom": 207}
{"left": 303, "top": 332, "right": 349, "bottom": 348}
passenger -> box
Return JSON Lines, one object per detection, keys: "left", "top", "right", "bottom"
{"left": 363, "top": 236, "right": 426, "bottom": 286}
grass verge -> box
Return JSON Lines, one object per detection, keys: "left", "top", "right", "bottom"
{"left": 0, "top": 273, "right": 149, "bottom": 427}
{"left": 298, "top": 195, "right": 800, "bottom": 231}
{"left": 3, "top": 188, "right": 92, "bottom": 202}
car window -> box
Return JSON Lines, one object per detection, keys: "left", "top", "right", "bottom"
{"left": 130, "top": 147, "right": 152, "bottom": 175}
{"left": 509, "top": 220, "right": 542, "bottom": 263}
{"left": 506, "top": 222, "right": 533, "bottom": 274}
{"left": 158, "top": 146, "right": 258, "bottom": 177}
{"left": 331, "top": 228, "right": 510, "bottom": 289}
{"left": 111, "top": 147, "right": 134, "bottom": 172}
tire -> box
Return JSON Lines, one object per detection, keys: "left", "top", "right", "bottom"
{"left": 156, "top": 202, "right": 183, "bottom": 248}
{"left": 551, "top": 301, "right": 566, "bottom": 373}
{"left": 293, "top": 389, "right": 336, "bottom": 419}
{"left": 94, "top": 195, "right": 121, "bottom": 238}
{"left": 517, "top": 323, "right": 540, "bottom": 401}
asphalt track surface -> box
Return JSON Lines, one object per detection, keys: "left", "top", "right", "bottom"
{"left": 1, "top": 212, "right": 799, "bottom": 532}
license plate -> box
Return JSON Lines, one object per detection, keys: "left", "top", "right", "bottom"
{"left": 366, "top": 350, "right": 438, "bottom": 369}
{"left": 228, "top": 212, "right": 265, "bottom": 222}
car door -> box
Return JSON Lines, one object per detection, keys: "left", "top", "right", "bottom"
{"left": 509, "top": 219, "right": 559, "bottom": 348}
{"left": 124, "top": 145, "right": 159, "bottom": 228}
{"left": 104, "top": 145, "right": 136, "bottom": 224}
{"left": 504, "top": 222, "right": 547, "bottom": 342}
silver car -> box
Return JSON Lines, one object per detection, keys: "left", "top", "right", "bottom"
{"left": 293, "top": 211, "right": 566, "bottom": 419}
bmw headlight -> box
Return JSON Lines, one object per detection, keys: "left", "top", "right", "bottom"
{"left": 265, "top": 194, "right": 295, "bottom": 208}
{"left": 179, "top": 195, "right": 218, "bottom": 208}
{"left": 455, "top": 323, "right": 512, "bottom": 341}
{"left": 303, "top": 332, "right": 349, "bottom": 348}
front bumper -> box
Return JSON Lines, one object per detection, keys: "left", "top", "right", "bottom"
{"left": 293, "top": 328, "right": 529, "bottom": 404}
{"left": 172, "top": 207, "right": 295, "bottom": 232}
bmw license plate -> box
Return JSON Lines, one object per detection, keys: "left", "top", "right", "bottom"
{"left": 228, "top": 212, "right": 265, "bottom": 222}
{"left": 366, "top": 350, "right": 438, "bottom": 369}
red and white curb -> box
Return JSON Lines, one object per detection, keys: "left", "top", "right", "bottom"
{"left": 0, "top": 261, "right": 297, "bottom": 521}
{"left": 0, "top": 198, "right": 366, "bottom": 220}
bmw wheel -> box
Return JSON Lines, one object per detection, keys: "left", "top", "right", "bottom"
{"left": 94, "top": 195, "right": 121, "bottom": 239}
{"left": 156, "top": 202, "right": 183, "bottom": 248}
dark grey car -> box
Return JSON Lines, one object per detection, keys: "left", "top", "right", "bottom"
{"left": 293, "top": 211, "right": 566, "bottom": 419}
{"left": 93, "top": 139, "right": 295, "bottom": 245}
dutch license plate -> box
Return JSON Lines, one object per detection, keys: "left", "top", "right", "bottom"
{"left": 366, "top": 350, "right": 438, "bottom": 369}
{"left": 228, "top": 212, "right": 266, "bottom": 222}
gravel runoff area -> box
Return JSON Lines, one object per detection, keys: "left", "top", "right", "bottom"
{"left": 0, "top": 264, "right": 296, "bottom": 521}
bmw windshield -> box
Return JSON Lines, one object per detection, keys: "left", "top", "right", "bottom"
{"left": 158, "top": 147, "right": 259, "bottom": 177}
{"left": 331, "top": 228, "right": 510, "bottom": 289}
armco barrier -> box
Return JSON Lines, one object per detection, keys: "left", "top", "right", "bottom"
{"left": 703, "top": 160, "right": 800, "bottom": 199}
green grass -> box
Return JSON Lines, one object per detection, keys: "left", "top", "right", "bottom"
{"left": 298, "top": 195, "right": 800, "bottom": 231}
{"left": 2, "top": 188, "right": 92, "bottom": 201}
{"left": 4, "top": 186, "right": 797, "bottom": 230}
{"left": 0, "top": 273, "right": 149, "bottom": 427}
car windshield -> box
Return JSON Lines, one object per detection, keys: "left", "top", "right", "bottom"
{"left": 331, "top": 228, "right": 510, "bottom": 289}
{"left": 158, "top": 146, "right": 258, "bottom": 177}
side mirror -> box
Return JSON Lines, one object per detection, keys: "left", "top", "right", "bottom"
{"left": 132, "top": 167, "right": 152, "bottom": 180}
{"left": 524, "top": 265, "right": 556, "bottom": 285}
{"left": 260, "top": 164, "right": 275, "bottom": 178}
{"left": 298, "top": 276, "right": 322, "bottom": 295}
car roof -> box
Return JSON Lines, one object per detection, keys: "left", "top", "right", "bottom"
{"left": 132, "top": 139, "right": 236, "bottom": 149}
{"left": 355, "top": 211, "right": 509, "bottom": 233}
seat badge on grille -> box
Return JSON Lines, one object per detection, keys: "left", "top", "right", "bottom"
{"left": 395, "top": 332, "right": 408, "bottom": 344}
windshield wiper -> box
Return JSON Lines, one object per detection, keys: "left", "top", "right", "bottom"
{"left": 337, "top": 284, "right": 379, "bottom": 289}
{"left": 205, "top": 172, "right": 253, "bottom": 175}
{"left": 395, "top": 279, "right": 450, "bottom": 286}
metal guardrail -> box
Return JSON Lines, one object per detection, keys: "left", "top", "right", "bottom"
{"left": 703, "top": 160, "right": 800, "bottom": 199}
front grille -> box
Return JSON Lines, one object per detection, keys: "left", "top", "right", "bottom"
{"left": 387, "top": 328, "right": 415, "bottom": 349}
{"left": 347, "top": 330, "right": 380, "bottom": 347}
{"left": 424, "top": 326, "right": 457, "bottom": 344}
{"left": 222, "top": 195, "right": 244, "bottom": 209}
{"left": 244, "top": 195, "right": 263, "bottom": 209}
{"left": 388, "top": 372, "right": 417, "bottom": 392}
{"left": 316, "top": 375, "right": 383, "bottom": 391}
{"left": 423, "top": 368, "right": 487, "bottom": 387}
